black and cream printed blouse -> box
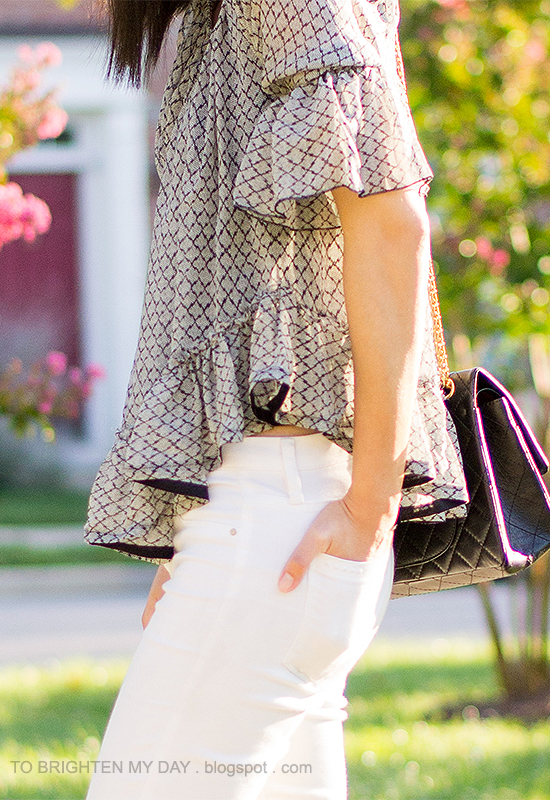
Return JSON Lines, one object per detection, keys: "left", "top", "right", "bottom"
{"left": 85, "top": 0, "right": 469, "bottom": 560}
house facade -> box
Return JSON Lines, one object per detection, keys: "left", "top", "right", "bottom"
{"left": 0, "top": 0, "right": 176, "bottom": 486}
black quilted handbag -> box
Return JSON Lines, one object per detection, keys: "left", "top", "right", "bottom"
{"left": 391, "top": 268, "right": 550, "bottom": 598}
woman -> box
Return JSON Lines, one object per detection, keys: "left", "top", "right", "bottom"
{"left": 85, "top": 0, "right": 468, "bottom": 797}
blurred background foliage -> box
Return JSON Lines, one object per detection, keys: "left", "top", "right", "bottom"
{"left": 401, "top": 1, "right": 550, "bottom": 702}
{"left": 401, "top": 0, "right": 550, "bottom": 390}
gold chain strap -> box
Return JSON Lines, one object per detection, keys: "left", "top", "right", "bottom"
{"left": 394, "top": 34, "right": 454, "bottom": 396}
{"left": 428, "top": 261, "right": 454, "bottom": 395}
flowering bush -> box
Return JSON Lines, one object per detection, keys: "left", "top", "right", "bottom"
{"left": 0, "top": 43, "right": 101, "bottom": 438}
{"left": 0, "top": 41, "right": 68, "bottom": 248}
{"left": 0, "top": 181, "right": 51, "bottom": 247}
{"left": 0, "top": 352, "right": 105, "bottom": 441}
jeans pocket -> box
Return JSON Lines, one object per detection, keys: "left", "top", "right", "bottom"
{"left": 282, "top": 548, "right": 394, "bottom": 684}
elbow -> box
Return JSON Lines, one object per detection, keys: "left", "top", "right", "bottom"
{"left": 383, "top": 187, "right": 431, "bottom": 250}
{"left": 333, "top": 184, "right": 431, "bottom": 253}
{"left": 367, "top": 187, "right": 432, "bottom": 257}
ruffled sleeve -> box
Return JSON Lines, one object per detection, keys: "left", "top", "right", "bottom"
{"left": 232, "top": 0, "right": 434, "bottom": 229}
{"left": 252, "top": 0, "right": 380, "bottom": 93}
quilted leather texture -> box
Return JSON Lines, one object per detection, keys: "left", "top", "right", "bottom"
{"left": 391, "top": 368, "right": 550, "bottom": 598}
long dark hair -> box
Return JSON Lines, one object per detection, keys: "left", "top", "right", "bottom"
{"left": 105, "top": 1, "right": 190, "bottom": 86}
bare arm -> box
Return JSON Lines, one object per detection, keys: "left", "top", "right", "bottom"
{"left": 278, "top": 184, "right": 431, "bottom": 592}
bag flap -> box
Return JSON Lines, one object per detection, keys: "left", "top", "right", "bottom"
{"left": 455, "top": 367, "right": 549, "bottom": 475}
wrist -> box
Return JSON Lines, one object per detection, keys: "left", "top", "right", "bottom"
{"left": 342, "top": 486, "right": 401, "bottom": 534}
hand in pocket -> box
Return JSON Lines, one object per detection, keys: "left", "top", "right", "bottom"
{"left": 282, "top": 548, "right": 394, "bottom": 684}
{"left": 278, "top": 496, "right": 396, "bottom": 593}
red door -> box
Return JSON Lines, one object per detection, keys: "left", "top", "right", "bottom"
{"left": 0, "top": 173, "right": 81, "bottom": 367}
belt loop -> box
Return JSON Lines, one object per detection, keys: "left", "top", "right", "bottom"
{"left": 280, "top": 438, "right": 305, "bottom": 505}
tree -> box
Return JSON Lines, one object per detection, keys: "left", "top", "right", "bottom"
{"left": 401, "top": 0, "right": 550, "bottom": 708}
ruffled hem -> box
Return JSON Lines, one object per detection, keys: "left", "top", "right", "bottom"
{"left": 85, "top": 288, "right": 468, "bottom": 560}
{"left": 84, "top": 441, "right": 202, "bottom": 563}
{"left": 122, "top": 288, "right": 355, "bottom": 482}
{"left": 232, "top": 67, "right": 434, "bottom": 230}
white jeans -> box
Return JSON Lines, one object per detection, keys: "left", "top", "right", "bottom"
{"left": 86, "top": 434, "right": 394, "bottom": 800}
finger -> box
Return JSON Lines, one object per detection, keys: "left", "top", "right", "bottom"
{"left": 141, "top": 601, "right": 154, "bottom": 629}
{"left": 278, "top": 529, "right": 327, "bottom": 593}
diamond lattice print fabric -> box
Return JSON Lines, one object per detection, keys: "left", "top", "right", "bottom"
{"left": 85, "top": 0, "right": 469, "bottom": 561}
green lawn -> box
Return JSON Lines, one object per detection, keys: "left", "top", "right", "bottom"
{"left": 0, "top": 487, "right": 146, "bottom": 565}
{"left": 346, "top": 641, "right": 550, "bottom": 800}
{"left": 1, "top": 642, "right": 549, "bottom": 799}
{"left": 0, "top": 488, "right": 90, "bottom": 527}
{"left": 0, "top": 545, "right": 144, "bottom": 567}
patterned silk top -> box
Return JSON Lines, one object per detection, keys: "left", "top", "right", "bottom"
{"left": 85, "top": 0, "right": 469, "bottom": 560}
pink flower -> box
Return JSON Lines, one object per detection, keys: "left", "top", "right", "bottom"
{"left": 525, "top": 40, "right": 546, "bottom": 63}
{"left": 475, "top": 236, "right": 493, "bottom": 260}
{"left": 17, "top": 45, "right": 35, "bottom": 64}
{"left": 0, "top": 183, "right": 25, "bottom": 246}
{"left": 69, "top": 367, "right": 83, "bottom": 385}
{"left": 492, "top": 249, "right": 511, "bottom": 269}
{"left": 20, "top": 193, "right": 52, "bottom": 242}
{"left": 34, "top": 42, "right": 63, "bottom": 68}
{"left": 435, "top": 0, "right": 471, "bottom": 19}
{"left": 12, "top": 67, "right": 41, "bottom": 94}
{"left": 489, "top": 249, "right": 511, "bottom": 277}
{"left": 85, "top": 363, "right": 106, "bottom": 381}
{"left": 46, "top": 351, "right": 67, "bottom": 376}
{"left": 2, "top": 349, "right": 100, "bottom": 434}
{"left": 0, "top": 183, "right": 52, "bottom": 247}
{"left": 37, "top": 107, "right": 68, "bottom": 140}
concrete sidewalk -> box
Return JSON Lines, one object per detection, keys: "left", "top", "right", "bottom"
{"left": 0, "top": 525, "right": 87, "bottom": 548}
{"left": 0, "top": 522, "right": 158, "bottom": 665}
{"left": 0, "top": 562, "right": 156, "bottom": 597}
{"left": 1, "top": 561, "right": 515, "bottom": 666}
{"left": 1, "top": 563, "right": 155, "bottom": 666}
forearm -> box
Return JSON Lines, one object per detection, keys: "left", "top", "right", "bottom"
{"left": 332, "top": 185, "right": 431, "bottom": 544}
{"left": 275, "top": 185, "right": 432, "bottom": 589}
